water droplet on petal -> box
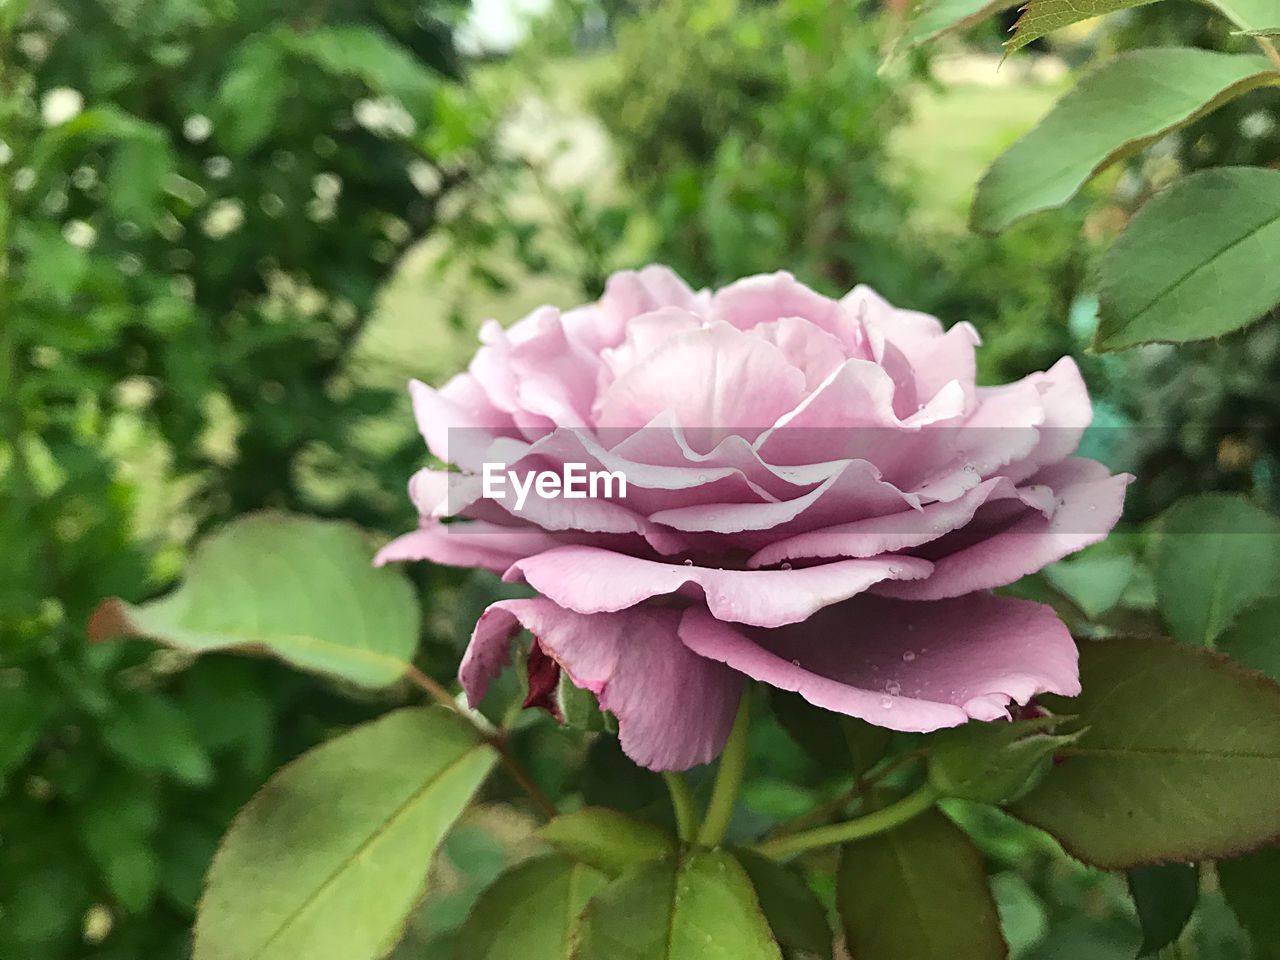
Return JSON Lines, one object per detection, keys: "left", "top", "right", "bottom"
{"left": 683, "top": 558, "right": 694, "bottom": 566}
{"left": 790, "top": 658, "right": 801, "bottom": 667}
{"left": 888, "top": 565, "right": 901, "bottom": 575}
{"left": 780, "top": 561, "right": 793, "bottom": 571}
{"left": 880, "top": 696, "right": 894, "bottom": 709}
{"left": 902, "top": 651, "right": 916, "bottom": 662}
{"left": 885, "top": 680, "right": 902, "bottom": 696}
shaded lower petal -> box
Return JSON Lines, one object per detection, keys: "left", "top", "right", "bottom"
{"left": 505, "top": 545, "right": 932, "bottom": 628}
{"left": 677, "top": 593, "right": 1079, "bottom": 733}
{"left": 464, "top": 599, "right": 742, "bottom": 770}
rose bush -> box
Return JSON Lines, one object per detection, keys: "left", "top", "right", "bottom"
{"left": 380, "top": 267, "right": 1131, "bottom": 770}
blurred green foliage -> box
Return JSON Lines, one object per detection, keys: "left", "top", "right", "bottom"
{"left": 0, "top": 1, "right": 478, "bottom": 956}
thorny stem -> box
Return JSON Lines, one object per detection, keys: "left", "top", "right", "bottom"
{"left": 696, "top": 689, "right": 752, "bottom": 847}
{"left": 403, "top": 665, "right": 558, "bottom": 821}
{"left": 750, "top": 782, "right": 941, "bottom": 861}
{"left": 662, "top": 772, "right": 698, "bottom": 842}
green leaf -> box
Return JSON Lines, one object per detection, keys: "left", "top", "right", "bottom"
{"left": 80, "top": 772, "right": 161, "bottom": 913}
{"left": 1218, "top": 596, "right": 1280, "bottom": 683}
{"left": 1210, "top": 0, "right": 1280, "bottom": 30}
{"left": 280, "top": 26, "right": 437, "bottom": 114}
{"left": 537, "top": 808, "right": 676, "bottom": 879}
{"left": 1218, "top": 847, "right": 1280, "bottom": 958}
{"left": 892, "top": 0, "right": 1024, "bottom": 55}
{"left": 928, "top": 716, "right": 1083, "bottom": 805}
{"left": 90, "top": 512, "right": 420, "bottom": 688}
{"left": 734, "top": 850, "right": 833, "bottom": 960}
{"left": 1006, "top": 0, "right": 1163, "bottom": 54}
{"left": 452, "top": 855, "right": 607, "bottom": 960}
{"left": 1095, "top": 167, "right": 1280, "bottom": 350}
{"left": 214, "top": 38, "right": 287, "bottom": 155}
{"left": 0, "top": 684, "right": 44, "bottom": 780}
{"left": 972, "top": 50, "right": 1278, "bottom": 233}
{"left": 1012, "top": 637, "right": 1280, "bottom": 867}
{"left": 195, "top": 707, "right": 496, "bottom": 960}
{"left": 837, "top": 809, "right": 1007, "bottom": 960}
{"left": 558, "top": 673, "right": 611, "bottom": 732}
{"left": 1045, "top": 553, "right": 1137, "bottom": 620}
{"left": 103, "top": 695, "right": 214, "bottom": 787}
{"left": 571, "top": 850, "right": 783, "bottom": 960}
{"left": 1152, "top": 494, "right": 1280, "bottom": 647}
{"left": 107, "top": 133, "right": 177, "bottom": 224}
{"left": 1127, "top": 863, "right": 1200, "bottom": 957}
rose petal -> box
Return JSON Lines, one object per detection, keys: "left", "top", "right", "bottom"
{"left": 505, "top": 545, "right": 932, "bottom": 628}
{"left": 712, "top": 271, "right": 851, "bottom": 344}
{"left": 594, "top": 322, "right": 807, "bottom": 439}
{"left": 677, "top": 593, "right": 1079, "bottom": 733}
{"left": 374, "top": 520, "right": 562, "bottom": 574}
{"left": 877, "top": 459, "right": 1133, "bottom": 601}
{"left": 464, "top": 599, "right": 742, "bottom": 769}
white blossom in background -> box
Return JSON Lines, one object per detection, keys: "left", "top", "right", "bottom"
{"left": 71, "top": 165, "right": 98, "bottom": 189}
{"left": 313, "top": 172, "right": 342, "bottom": 201}
{"left": 63, "top": 219, "right": 96, "bottom": 249}
{"left": 183, "top": 114, "right": 213, "bottom": 143}
{"left": 204, "top": 156, "right": 233, "bottom": 180}
{"left": 41, "top": 87, "right": 84, "bottom": 126}
{"left": 353, "top": 97, "right": 414, "bottom": 138}
{"left": 1241, "top": 111, "right": 1276, "bottom": 140}
{"left": 0, "top": 140, "right": 12, "bottom": 166}
{"left": 408, "top": 160, "right": 442, "bottom": 195}
{"left": 203, "top": 199, "right": 245, "bottom": 239}
{"left": 18, "top": 32, "right": 51, "bottom": 61}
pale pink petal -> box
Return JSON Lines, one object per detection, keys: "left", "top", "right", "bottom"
{"left": 464, "top": 599, "right": 742, "bottom": 770}
{"left": 750, "top": 316, "right": 849, "bottom": 389}
{"left": 600, "top": 307, "right": 706, "bottom": 385}
{"left": 505, "top": 545, "right": 932, "bottom": 628}
{"left": 677, "top": 593, "right": 1079, "bottom": 732}
{"left": 594, "top": 322, "right": 807, "bottom": 439}
{"left": 878, "top": 459, "right": 1133, "bottom": 601}
{"left": 998, "top": 357, "right": 1093, "bottom": 483}
{"left": 746, "top": 475, "right": 1020, "bottom": 567}
{"left": 374, "top": 520, "right": 562, "bottom": 574}
{"left": 841, "top": 284, "right": 944, "bottom": 345}
{"left": 712, "top": 272, "right": 845, "bottom": 338}
{"left": 409, "top": 376, "right": 515, "bottom": 469}
{"left": 648, "top": 458, "right": 913, "bottom": 536}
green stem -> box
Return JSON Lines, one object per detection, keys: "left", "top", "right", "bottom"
{"left": 695, "top": 689, "right": 751, "bottom": 847}
{"left": 1258, "top": 36, "right": 1280, "bottom": 73}
{"left": 404, "top": 665, "right": 557, "bottom": 821}
{"left": 663, "top": 772, "right": 698, "bottom": 842}
{"left": 751, "top": 782, "right": 940, "bottom": 861}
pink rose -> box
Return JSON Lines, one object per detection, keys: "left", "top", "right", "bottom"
{"left": 378, "top": 267, "right": 1131, "bottom": 770}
